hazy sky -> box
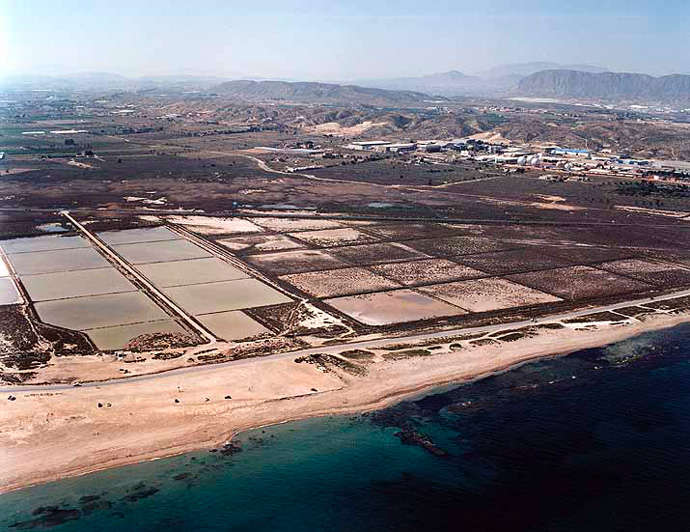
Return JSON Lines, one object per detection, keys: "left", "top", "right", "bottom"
{"left": 3, "top": 0, "right": 689, "bottom": 79}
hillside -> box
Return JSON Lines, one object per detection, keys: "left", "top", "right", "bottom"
{"left": 357, "top": 65, "right": 610, "bottom": 96}
{"left": 517, "top": 70, "right": 690, "bottom": 103}
{"left": 209, "top": 80, "right": 443, "bottom": 106}
{"left": 356, "top": 71, "right": 481, "bottom": 96}
{"left": 476, "top": 62, "right": 608, "bottom": 80}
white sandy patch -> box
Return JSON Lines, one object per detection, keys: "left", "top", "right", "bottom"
{"left": 529, "top": 201, "right": 585, "bottom": 212}
{"left": 251, "top": 217, "right": 343, "bottom": 232}
{"left": 615, "top": 205, "right": 690, "bottom": 219}
{"left": 0, "top": 168, "right": 38, "bottom": 176}
{"left": 534, "top": 194, "right": 566, "bottom": 202}
{"left": 67, "top": 160, "right": 94, "bottom": 169}
{"left": 420, "top": 278, "right": 561, "bottom": 312}
{"left": 125, "top": 197, "right": 167, "bottom": 205}
{"left": 310, "top": 120, "right": 388, "bottom": 136}
{"left": 562, "top": 319, "right": 631, "bottom": 330}
{"left": 166, "top": 216, "right": 263, "bottom": 235}
{"left": 468, "top": 131, "right": 510, "bottom": 144}
{"left": 297, "top": 302, "right": 345, "bottom": 329}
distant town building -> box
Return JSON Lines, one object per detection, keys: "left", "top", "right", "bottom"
{"left": 50, "top": 129, "right": 88, "bottom": 134}
{"left": 385, "top": 143, "right": 417, "bottom": 153}
{"left": 549, "top": 147, "right": 590, "bottom": 158}
{"left": 346, "top": 141, "right": 391, "bottom": 151}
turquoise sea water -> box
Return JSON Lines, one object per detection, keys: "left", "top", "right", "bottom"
{"left": 3, "top": 324, "right": 690, "bottom": 531}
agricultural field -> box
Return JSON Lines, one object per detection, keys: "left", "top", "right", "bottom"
{"left": 4, "top": 206, "right": 690, "bottom": 373}
{"left": 246, "top": 249, "right": 347, "bottom": 275}
{"left": 370, "top": 259, "right": 485, "bottom": 286}
{"left": 1, "top": 233, "right": 186, "bottom": 350}
{"left": 4, "top": 105, "right": 690, "bottom": 382}
{"left": 418, "top": 278, "right": 561, "bottom": 312}
{"left": 0, "top": 223, "right": 291, "bottom": 352}
{"left": 508, "top": 266, "right": 652, "bottom": 301}
{"left": 280, "top": 267, "right": 401, "bottom": 298}
{"left": 168, "top": 215, "right": 690, "bottom": 330}
{"left": 324, "top": 289, "right": 465, "bottom": 325}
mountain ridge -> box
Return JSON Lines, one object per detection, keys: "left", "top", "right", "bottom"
{"left": 355, "top": 63, "right": 610, "bottom": 96}
{"left": 355, "top": 71, "right": 481, "bottom": 96}
{"left": 209, "top": 79, "right": 444, "bottom": 105}
{"left": 517, "top": 70, "right": 690, "bottom": 103}
{"left": 476, "top": 62, "right": 608, "bottom": 80}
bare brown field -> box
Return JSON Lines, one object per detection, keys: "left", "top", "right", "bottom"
{"left": 246, "top": 249, "right": 347, "bottom": 275}
{"left": 406, "top": 235, "right": 517, "bottom": 258}
{"left": 542, "top": 246, "right": 637, "bottom": 265}
{"left": 279, "top": 267, "right": 401, "bottom": 298}
{"left": 216, "top": 234, "right": 304, "bottom": 253}
{"left": 251, "top": 217, "right": 345, "bottom": 232}
{"left": 419, "top": 278, "right": 562, "bottom": 312}
{"left": 363, "top": 222, "right": 462, "bottom": 241}
{"left": 638, "top": 249, "right": 690, "bottom": 267}
{"left": 166, "top": 215, "right": 264, "bottom": 236}
{"left": 596, "top": 259, "right": 690, "bottom": 287}
{"left": 288, "top": 227, "right": 382, "bottom": 248}
{"left": 456, "top": 248, "right": 573, "bottom": 275}
{"left": 326, "top": 242, "right": 427, "bottom": 265}
{"left": 324, "top": 289, "right": 465, "bottom": 325}
{"left": 370, "top": 258, "right": 486, "bottom": 286}
{"left": 509, "top": 266, "right": 652, "bottom": 301}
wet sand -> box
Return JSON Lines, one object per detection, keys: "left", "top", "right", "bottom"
{"left": 1, "top": 313, "right": 689, "bottom": 494}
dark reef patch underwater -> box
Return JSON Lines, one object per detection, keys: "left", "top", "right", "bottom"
{"left": 4, "top": 323, "right": 690, "bottom": 531}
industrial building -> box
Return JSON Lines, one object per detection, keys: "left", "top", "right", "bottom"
{"left": 346, "top": 140, "right": 391, "bottom": 151}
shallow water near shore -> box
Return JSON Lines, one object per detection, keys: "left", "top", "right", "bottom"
{"left": 4, "top": 323, "right": 690, "bottom": 531}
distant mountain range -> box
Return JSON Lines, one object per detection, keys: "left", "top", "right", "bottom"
{"left": 355, "top": 71, "right": 481, "bottom": 96}
{"left": 355, "top": 63, "right": 609, "bottom": 96}
{"left": 0, "top": 72, "right": 229, "bottom": 91}
{"left": 5, "top": 63, "right": 689, "bottom": 106}
{"left": 209, "top": 80, "right": 443, "bottom": 106}
{"left": 516, "top": 70, "right": 690, "bottom": 103}
{"left": 475, "top": 62, "right": 608, "bottom": 80}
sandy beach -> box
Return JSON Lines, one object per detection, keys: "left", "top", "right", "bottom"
{"left": 1, "top": 313, "right": 688, "bottom": 494}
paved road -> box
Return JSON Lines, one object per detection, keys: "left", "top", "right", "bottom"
{"left": 3, "top": 287, "right": 689, "bottom": 394}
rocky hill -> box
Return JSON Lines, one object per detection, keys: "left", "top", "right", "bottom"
{"left": 476, "top": 62, "right": 607, "bottom": 80}
{"left": 209, "top": 80, "right": 443, "bottom": 106}
{"left": 356, "top": 71, "right": 482, "bottom": 96}
{"left": 517, "top": 70, "right": 690, "bottom": 103}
